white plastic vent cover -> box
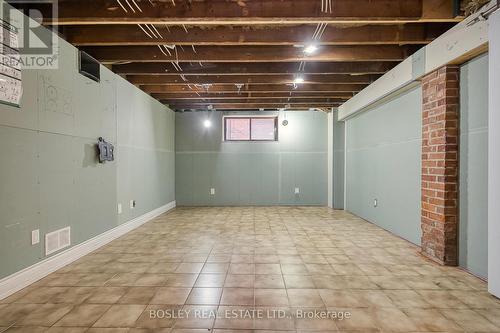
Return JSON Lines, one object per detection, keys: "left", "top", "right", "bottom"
{"left": 45, "top": 227, "right": 71, "bottom": 256}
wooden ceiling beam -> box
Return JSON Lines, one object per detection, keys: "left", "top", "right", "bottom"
{"left": 83, "top": 45, "right": 412, "bottom": 64}
{"left": 168, "top": 103, "right": 340, "bottom": 110}
{"left": 142, "top": 83, "right": 365, "bottom": 93}
{"left": 38, "top": 0, "right": 459, "bottom": 25}
{"left": 127, "top": 74, "right": 378, "bottom": 85}
{"left": 65, "top": 23, "right": 451, "bottom": 46}
{"left": 152, "top": 92, "right": 355, "bottom": 100}
{"left": 163, "top": 98, "right": 346, "bottom": 104}
{"left": 113, "top": 62, "right": 397, "bottom": 75}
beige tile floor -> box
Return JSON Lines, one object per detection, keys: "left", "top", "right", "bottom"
{"left": 1, "top": 206, "right": 500, "bottom": 333}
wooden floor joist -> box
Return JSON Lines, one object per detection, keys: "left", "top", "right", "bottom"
{"left": 40, "top": 0, "right": 459, "bottom": 25}
{"left": 152, "top": 92, "right": 356, "bottom": 100}
{"left": 163, "top": 97, "right": 346, "bottom": 104}
{"left": 65, "top": 23, "right": 451, "bottom": 46}
{"left": 7, "top": 0, "right": 461, "bottom": 110}
{"left": 168, "top": 103, "right": 341, "bottom": 110}
{"left": 127, "top": 74, "right": 378, "bottom": 85}
{"left": 83, "top": 45, "right": 414, "bottom": 64}
{"left": 113, "top": 62, "right": 398, "bottom": 75}
{"left": 142, "top": 83, "right": 366, "bottom": 94}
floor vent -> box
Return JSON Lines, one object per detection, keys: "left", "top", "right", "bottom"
{"left": 45, "top": 227, "right": 71, "bottom": 256}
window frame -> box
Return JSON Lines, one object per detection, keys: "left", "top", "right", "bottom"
{"left": 223, "top": 115, "right": 279, "bottom": 142}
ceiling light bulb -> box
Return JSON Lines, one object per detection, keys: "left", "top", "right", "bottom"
{"left": 304, "top": 44, "right": 318, "bottom": 55}
{"left": 203, "top": 120, "right": 211, "bottom": 128}
{"left": 294, "top": 77, "right": 305, "bottom": 84}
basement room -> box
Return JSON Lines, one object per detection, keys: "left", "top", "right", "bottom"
{"left": 1, "top": 0, "right": 500, "bottom": 332}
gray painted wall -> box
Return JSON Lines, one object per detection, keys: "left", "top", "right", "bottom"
{"left": 459, "top": 53, "right": 488, "bottom": 279}
{"left": 175, "top": 111, "right": 327, "bottom": 206}
{"left": 345, "top": 86, "right": 422, "bottom": 244}
{"left": 0, "top": 5, "right": 175, "bottom": 279}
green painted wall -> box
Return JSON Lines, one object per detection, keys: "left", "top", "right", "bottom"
{"left": 0, "top": 3, "right": 175, "bottom": 279}
{"left": 332, "top": 110, "right": 345, "bottom": 209}
{"left": 459, "top": 53, "right": 488, "bottom": 279}
{"left": 175, "top": 111, "right": 327, "bottom": 206}
{"left": 345, "top": 86, "right": 422, "bottom": 244}
{"left": 115, "top": 78, "right": 175, "bottom": 224}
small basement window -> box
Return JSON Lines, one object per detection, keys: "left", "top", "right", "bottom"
{"left": 224, "top": 116, "right": 278, "bottom": 142}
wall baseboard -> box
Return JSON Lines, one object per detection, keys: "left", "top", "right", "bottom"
{"left": 0, "top": 201, "right": 176, "bottom": 301}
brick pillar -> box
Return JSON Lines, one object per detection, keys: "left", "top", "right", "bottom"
{"left": 421, "top": 66, "right": 459, "bottom": 266}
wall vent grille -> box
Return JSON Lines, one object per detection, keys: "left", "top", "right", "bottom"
{"left": 45, "top": 227, "right": 71, "bottom": 256}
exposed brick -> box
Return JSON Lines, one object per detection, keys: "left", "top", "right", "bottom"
{"left": 420, "top": 66, "right": 459, "bottom": 266}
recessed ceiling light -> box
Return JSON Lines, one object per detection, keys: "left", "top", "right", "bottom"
{"left": 294, "top": 77, "right": 305, "bottom": 84}
{"left": 203, "top": 120, "right": 211, "bottom": 128}
{"left": 304, "top": 44, "right": 318, "bottom": 55}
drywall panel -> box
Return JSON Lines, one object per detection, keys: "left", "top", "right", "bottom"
{"left": 73, "top": 70, "right": 117, "bottom": 141}
{"left": 0, "top": 1, "right": 175, "bottom": 280}
{"left": 115, "top": 76, "right": 175, "bottom": 224}
{"left": 36, "top": 41, "right": 79, "bottom": 137}
{"left": 339, "top": 57, "right": 414, "bottom": 120}
{"left": 238, "top": 153, "right": 262, "bottom": 205}
{"left": 73, "top": 136, "right": 117, "bottom": 242}
{"left": 280, "top": 152, "right": 298, "bottom": 204}
{"left": 175, "top": 153, "right": 194, "bottom": 206}
{"left": 175, "top": 111, "right": 327, "bottom": 206}
{"left": 489, "top": 9, "right": 500, "bottom": 298}
{"left": 37, "top": 132, "right": 77, "bottom": 240}
{"left": 192, "top": 153, "right": 215, "bottom": 206}
{"left": 332, "top": 110, "right": 345, "bottom": 209}
{"left": 0, "top": 126, "right": 40, "bottom": 276}
{"left": 260, "top": 154, "right": 281, "bottom": 205}
{"left": 459, "top": 54, "right": 489, "bottom": 279}
{"left": 328, "top": 112, "right": 333, "bottom": 208}
{"left": 346, "top": 86, "right": 422, "bottom": 244}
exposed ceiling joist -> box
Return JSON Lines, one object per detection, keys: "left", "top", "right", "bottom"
{"left": 142, "top": 84, "right": 365, "bottom": 94}
{"left": 168, "top": 103, "right": 340, "bottom": 110}
{"left": 164, "top": 97, "right": 345, "bottom": 104}
{"left": 152, "top": 92, "right": 355, "bottom": 100}
{"left": 7, "top": 0, "right": 461, "bottom": 111}
{"left": 84, "top": 45, "right": 413, "bottom": 64}
{"left": 126, "top": 74, "right": 378, "bottom": 85}
{"left": 113, "top": 62, "right": 398, "bottom": 75}
{"left": 65, "top": 23, "right": 451, "bottom": 46}
{"left": 41, "top": 0, "right": 460, "bottom": 25}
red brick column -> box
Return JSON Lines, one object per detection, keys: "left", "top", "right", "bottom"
{"left": 421, "top": 66, "right": 460, "bottom": 266}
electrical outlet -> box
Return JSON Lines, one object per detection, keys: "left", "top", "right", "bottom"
{"left": 117, "top": 203, "right": 122, "bottom": 214}
{"left": 31, "top": 229, "right": 40, "bottom": 245}
{"left": 130, "top": 200, "right": 136, "bottom": 209}
{"left": 210, "top": 188, "right": 216, "bottom": 195}
{"left": 294, "top": 187, "right": 300, "bottom": 194}
{"left": 374, "top": 199, "right": 378, "bottom": 207}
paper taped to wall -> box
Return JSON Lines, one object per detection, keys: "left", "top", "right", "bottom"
{"left": 0, "top": 20, "right": 22, "bottom": 107}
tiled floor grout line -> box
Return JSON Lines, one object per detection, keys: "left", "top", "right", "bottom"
{"left": 0, "top": 207, "right": 499, "bottom": 332}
